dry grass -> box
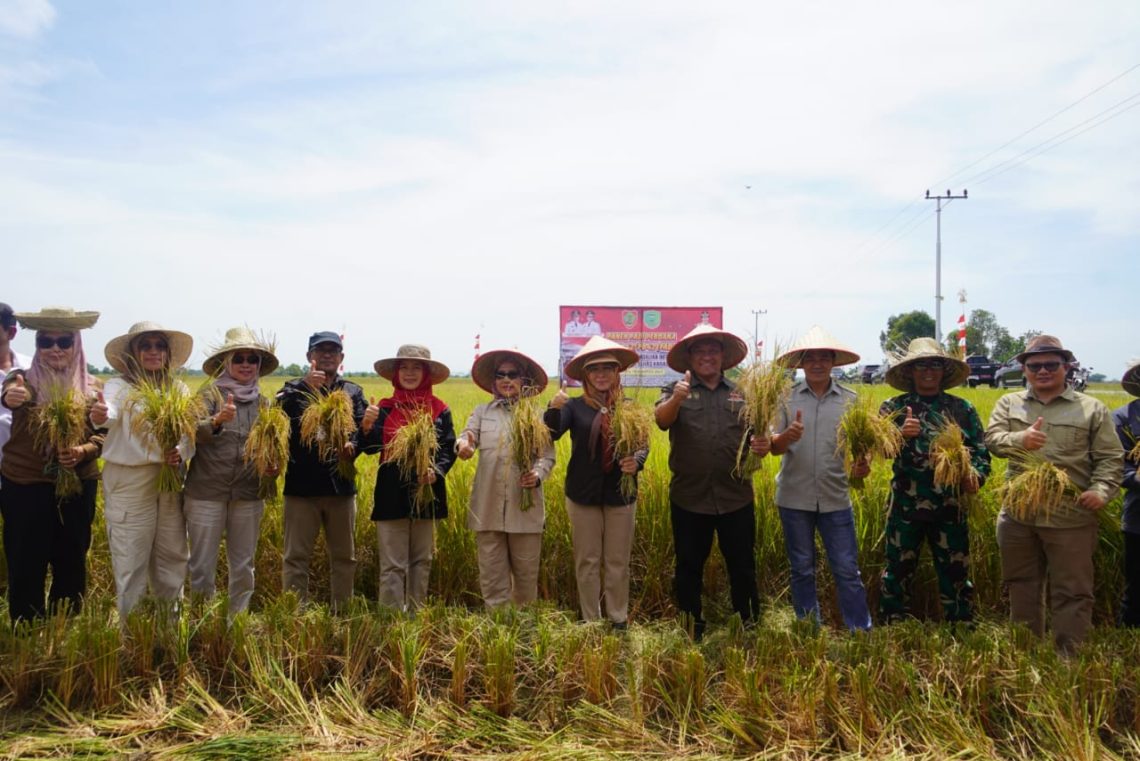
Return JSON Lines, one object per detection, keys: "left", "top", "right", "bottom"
{"left": 244, "top": 401, "right": 291, "bottom": 500}
{"left": 506, "top": 393, "right": 552, "bottom": 510}
{"left": 299, "top": 389, "right": 356, "bottom": 480}
{"left": 30, "top": 383, "right": 88, "bottom": 498}
{"left": 611, "top": 397, "right": 653, "bottom": 501}
{"left": 930, "top": 417, "right": 977, "bottom": 500}
{"left": 837, "top": 396, "right": 903, "bottom": 488}
{"left": 1000, "top": 454, "right": 1078, "bottom": 523}
{"left": 385, "top": 405, "right": 439, "bottom": 516}
{"left": 734, "top": 356, "right": 794, "bottom": 476}
{"left": 127, "top": 374, "right": 209, "bottom": 492}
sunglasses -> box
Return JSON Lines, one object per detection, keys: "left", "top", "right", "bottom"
{"left": 231, "top": 353, "right": 261, "bottom": 366}
{"left": 1025, "top": 361, "right": 1063, "bottom": 373}
{"left": 494, "top": 370, "right": 521, "bottom": 380}
{"left": 36, "top": 335, "right": 75, "bottom": 350}
{"left": 136, "top": 340, "right": 168, "bottom": 352}
{"left": 913, "top": 360, "right": 945, "bottom": 370}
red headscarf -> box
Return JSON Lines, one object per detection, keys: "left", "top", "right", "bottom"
{"left": 581, "top": 376, "right": 620, "bottom": 472}
{"left": 378, "top": 363, "right": 447, "bottom": 449}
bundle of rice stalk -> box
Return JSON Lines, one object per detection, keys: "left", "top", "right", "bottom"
{"left": 128, "top": 374, "right": 208, "bottom": 493}
{"left": 929, "top": 417, "right": 978, "bottom": 499}
{"left": 506, "top": 392, "right": 552, "bottom": 511}
{"left": 31, "top": 383, "right": 88, "bottom": 499}
{"left": 734, "top": 356, "right": 794, "bottom": 476}
{"left": 1124, "top": 429, "right": 1140, "bottom": 464}
{"left": 837, "top": 396, "right": 903, "bottom": 489}
{"left": 1000, "top": 454, "right": 1079, "bottom": 523}
{"left": 386, "top": 405, "right": 439, "bottom": 517}
{"left": 610, "top": 397, "right": 653, "bottom": 501}
{"left": 299, "top": 389, "right": 356, "bottom": 480}
{"left": 244, "top": 400, "right": 291, "bottom": 500}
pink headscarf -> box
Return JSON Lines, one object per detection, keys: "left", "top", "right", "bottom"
{"left": 25, "top": 330, "right": 96, "bottom": 396}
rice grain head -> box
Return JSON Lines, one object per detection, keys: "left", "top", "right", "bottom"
{"left": 734, "top": 352, "right": 794, "bottom": 476}
{"left": 506, "top": 392, "right": 553, "bottom": 510}
{"left": 610, "top": 397, "right": 653, "bottom": 501}
{"left": 1000, "top": 454, "right": 1078, "bottom": 523}
{"left": 386, "top": 405, "right": 439, "bottom": 517}
{"left": 930, "top": 416, "right": 977, "bottom": 500}
{"left": 837, "top": 395, "right": 903, "bottom": 488}
{"left": 299, "top": 389, "right": 357, "bottom": 480}
{"left": 245, "top": 401, "right": 291, "bottom": 500}
{"left": 127, "top": 373, "right": 209, "bottom": 492}
{"left": 31, "top": 382, "right": 89, "bottom": 498}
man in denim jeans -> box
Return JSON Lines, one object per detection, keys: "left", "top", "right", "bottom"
{"left": 770, "top": 326, "right": 872, "bottom": 630}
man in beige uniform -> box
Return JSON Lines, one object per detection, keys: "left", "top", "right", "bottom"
{"left": 985, "top": 335, "right": 1121, "bottom": 651}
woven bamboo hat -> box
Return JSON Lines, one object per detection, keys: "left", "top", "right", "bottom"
{"left": 666, "top": 324, "right": 749, "bottom": 373}
{"left": 777, "top": 325, "right": 860, "bottom": 368}
{"left": 1123, "top": 359, "right": 1140, "bottom": 397}
{"left": 885, "top": 337, "right": 969, "bottom": 392}
{"left": 104, "top": 321, "right": 194, "bottom": 374}
{"left": 471, "top": 349, "right": 548, "bottom": 396}
{"left": 14, "top": 306, "right": 100, "bottom": 331}
{"left": 563, "top": 335, "right": 639, "bottom": 382}
{"left": 203, "top": 326, "right": 280, "bottom": 377}
{"left": 374, "top": 344, "right": 450, "bottom": 384}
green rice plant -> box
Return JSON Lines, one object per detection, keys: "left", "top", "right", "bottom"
{"left": 385, "top": 404, "right": 439, "bottom": 517}
{"left": 505, "top": 392, "right": 552, "bottom": 510}
{"left": 582, "top": 633, "right": 622, "bottom": 704}
{"left": 1000, "top": 453, "right": 1080, "bottom": 523}
{"left": 733, "top": 355, "right": 793, "bottom": 477}
{"left": 837, "top": 394, "right": 903, "bottom": 488}
{"left": 244, "top": 400, "right": 291, "bottom": 500}
{"left": 610, "top": 396, "right": 653, "bottom": 501}
{"left": 482, "top": 623, "right": 517, "bottom": 717}
{"left": 298, "top": 388, "right": 356, "bottom": 481}
{"left": 127, "top": 374, "right": 208, "bottom": 493}
{"left": 30, "top": 383, "right": 88, "bottom": 499}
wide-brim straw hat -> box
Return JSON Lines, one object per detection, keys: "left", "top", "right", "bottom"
{"left": 777, "top": 325, "right": 861, "bottom": 368}
{"left": 203, "top": 326, "right": 280, "bottom": 377}
{"left": 374, "top": 344, "right": 450, "bottom": 384}
{"left": 471, "top": 349, "right": 548, "bottom": 396}
{"left": 15, "top": 306, "right": 100, "bottom": 331}
{"left": 666, "top": 324, "right": 749, "bottom": 373}
{"left": 563, "top": 335, "right": 639, "bottom": 381}
{"left": 1016, "top": 334, "right": 1075, "bottom": 364}
{"left": 104, "top": 321, "right": 194, "bottom": 374}
{"left": 885, "top": 337, "right": 969, "bottom": 391}
{"left": 1123, "top": 359, "right": 1140, "bottom": 397}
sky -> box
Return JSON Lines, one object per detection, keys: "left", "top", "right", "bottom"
{"left": 2, "top": 1, "right": 1138, "bottom": 378}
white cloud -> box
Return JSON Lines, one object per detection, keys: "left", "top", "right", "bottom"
{"left": 0, "top": 0, "right": 55, "bottom": 39}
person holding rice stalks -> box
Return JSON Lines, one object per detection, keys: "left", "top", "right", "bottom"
{"left": 362, "top": 344, "right": 456, "bottom": 611}
{"left": 276, "top": 331, "right": 367, "bottom": 611}
{"left": 655, "top": 325, "right": 768, "bottom": 639}
{"left": 91, "top": 321, "right": 196, "bottom": 620}
{"left": 1112, "top": 359, "right": 1140, "bottom": 627}
{"left": 183, "top": 327, "right": 279, "bottom": 616}
{"left": 877, "top": 338, "right": 990, "bottom": 625}
{"left": 457, "top": 349, "right": 555, "bottom": 609}
{"left": 0, "top": 307, "right": 102, "bottom": 623}
{"left": 768, "top": 326, "right": 872, "bottom": 631}
{"left": 986, "top": 335, "right": 1122, "bottom": 651}
{"left": 546, "top": 335, "right": 646, "bottom": 629}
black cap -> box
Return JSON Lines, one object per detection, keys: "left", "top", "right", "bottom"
{"left": 0, "top": 303, "right": 14, "bottom": 330}
{"left": 308, "top": 331, "right": 343, "bottom": 351}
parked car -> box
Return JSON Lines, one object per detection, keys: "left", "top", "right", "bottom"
{"left": 965, "top": 355, "right": 1002, "bottom": 387}
{"left": 994, "top": 358, "right": 1025, "bottom": 388}
{"left": 860, "top": 364, "right": 882, "bottom": 384}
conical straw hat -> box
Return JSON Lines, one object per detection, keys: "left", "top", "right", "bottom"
{"left": 777, "top": 325, "right": 860, "bottom": 368}
{"left": 563, "top": 335, "right": 639, "bottom": 381}
{"left": 666, "top": 324, "right": 749, "bottom": 373}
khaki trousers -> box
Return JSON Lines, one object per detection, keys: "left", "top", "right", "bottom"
{"left": 376, "top": 518, "right": 434, "bottom": 610}
{"left": 475, "top": 531, "right": 542, "bottom": 608}
{"left": 997, "top": 512, "right": 1098, "bottom": 650}
{"left": 282, "top": 495, "right": 357, "bottom": 608}
{"left": 566, "top": 498, "right": 635, "bottom": 624}
{"left": 184, "top": 497, "right": 264, "bottom": 615}
{"left": 102, "top": 462, "right": 188, "bottom": 620}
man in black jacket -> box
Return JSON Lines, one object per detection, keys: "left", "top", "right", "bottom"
{"left": 277, "top": 331, "right": 366, "bottom": 610}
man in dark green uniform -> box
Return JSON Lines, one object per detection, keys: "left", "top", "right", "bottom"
{"left": 878, "top": 338, "right": 991, "bottom": 623}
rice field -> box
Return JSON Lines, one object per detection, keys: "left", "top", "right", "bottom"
{"left": 1, "top": 379, "right": 1137, "bottom": 759}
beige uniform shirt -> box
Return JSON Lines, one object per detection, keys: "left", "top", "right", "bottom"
{"left": 985, "top": 387, "right": 1122, "bottom": 528}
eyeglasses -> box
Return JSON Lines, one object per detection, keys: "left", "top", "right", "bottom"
{"left": 311, "top": 344, "right": 341, "bottom": 354}
{"left": 495, "top": 370, "right": 521, "bottom": 380}
{"left": 136, "top": 340, "right": 168, "bottom": 352}
{"left": 913, "top": 360, "right": 945, "bottom": 371}
{"left": 1025, "top": 361, "right": 1063, "bottom": 374}
{"left": 36, "top": 335, "right": 75, "bottom": 350}
{"left": 231, "top": 353, "right": 261, "bottom": 366}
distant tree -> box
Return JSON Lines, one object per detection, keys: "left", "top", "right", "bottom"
{"left": 942, "top": 310, "right": 1037, "bottom": 360}
{"left": 880, "top": 311, "right": 935, "bottom": 353}
{"left": 1090, "top": 373, "right": 1107, "bottom": 383}
{"left": 277, "top": 362, "right": 304, "bottom": 377}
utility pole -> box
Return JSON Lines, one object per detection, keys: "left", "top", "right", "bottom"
{"left": 925, "top": 189, "right": 968, "bottom": 342}
{"left": 751, "top": 309, "right": 767, "bottom": 361}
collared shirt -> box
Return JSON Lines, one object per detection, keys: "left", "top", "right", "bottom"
{"left": 774, "top": 379, "right": 856, "bottom": 513}
{"left": 656, "top": 375, "right": 752, "bottom": 515}
{"left": 184, "top": 393, "right": 265, "bottom": 502}
{"left": 1113, "top": 400, "right": 1140, "bottom": 535}
{"left": 0, "top": 350, "right": 31, "bottom": 478}
{"left": 986, "top": 386, "right": 1122, "bottom": 529}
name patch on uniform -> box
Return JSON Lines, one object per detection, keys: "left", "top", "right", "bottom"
{"left": 728, "top": 391, "right": 744, "bottom": 403}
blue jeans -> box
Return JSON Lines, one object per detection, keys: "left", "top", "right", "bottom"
{"left": 778, "top": 506, "right": 871, "bottom": 631}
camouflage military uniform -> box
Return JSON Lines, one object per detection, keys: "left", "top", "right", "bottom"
{"left": 878, "top": 392, "right": 991, "bottom": 622}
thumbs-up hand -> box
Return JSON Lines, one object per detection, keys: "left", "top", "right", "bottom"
{"left": 90, "top": 390, "right": 108, "bottom": 426}
{"left": 780, "top": 408, "right": 805, "bottom": 444}
{"left": 362, "top": 396, "right": 380, "bottom": 433}
{"left": 3, "top": 374, "right": 28, "bottom": 409}
{"left": 215, "top": 393, "right": 237, "bottom": 426}
{"left": 673, "top": 370, "right": 692, "bottom": 402}
{"left": 304, "top": 360, "right": 326, "bottom": 390}
{"left": 456, "top": 431, "right": 476, "bottom": 460}
{"left": 1022, "top": 416, "right": 1047, "bottom": 450}
{"left": 550, "top": 379, "right": 570, "bottom": 410}
{"left": 901, "top": 406, "right": 921, "bottom": 439}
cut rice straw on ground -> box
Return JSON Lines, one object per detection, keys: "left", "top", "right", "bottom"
{"left": 32, "top": 383, "right": 88, "bottom": 499}
{"left": 386, "top": 405, "right": 438, "bottom": 517}
{"left": 734, "top": 355, "right": 793, "bottom": 477}
{"left": 610, "top": 397, "right": 653, "bottom": 501}
{"left": 299, "top": 389, "right": 356, "bottom": 480}
{"left": 244, "top": 401, "right": 291, "bottom": 500}
{"left": 837, "top": 396, "right": 902, "bottom": 489}
{"left": 128, "top": 374, "right": 209, "bottom": 493}
{"left": 1000, "top": 454, "right": 1079, "bottom": 523}
{"left": 506, "top": 392, "right": 552, "bottom": 510}
{"left": 930, "top": 416, "right": 978, "bottom": 500}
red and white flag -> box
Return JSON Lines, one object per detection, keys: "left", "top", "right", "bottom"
{"left": 473, "top": 333, "right": 481, "bottom": 361}
{"left": 957, "top": 313, "right": 967, "bottom": 356}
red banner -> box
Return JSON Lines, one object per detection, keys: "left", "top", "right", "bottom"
{"left": 559, "top": 306, "right": 723, "bottom": 387}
